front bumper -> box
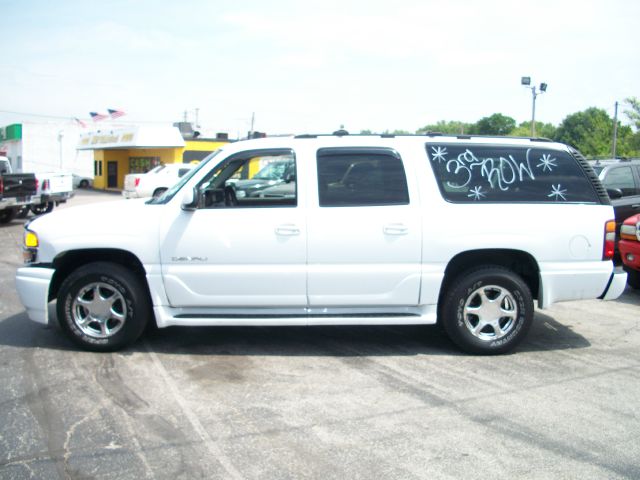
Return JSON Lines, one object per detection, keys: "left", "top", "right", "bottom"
{"left": 15, "top": 266, "right": 55, "bottom": 325}
{"left": 619, "top": 239, "right": 640, "bottom": 270}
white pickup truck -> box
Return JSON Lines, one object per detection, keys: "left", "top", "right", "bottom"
{"left": 29, "top": 171, "right": 74, "bottom": 215}
{"left": 15, "top": 134, "right": 626, "bottom": 354}
{"left": 122, "top": 163, "right": 195, "bottom": 199}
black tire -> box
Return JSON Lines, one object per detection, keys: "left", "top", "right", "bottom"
{"left": 440, "top": 266, "right": 533, "bottom": 355}
{"left": 0, "top": 208, "right": 17, "bottom": 224}
{"left": 56, "top": 262, "right": 151, "bottom": 352}
{"left": 79, "top": 179, "right": 89, "bottom": 188}
{"left": 16, "top": 206, "right": 30, "bottom": 219}
{"left": 626, "top": 268, "right": 640, "bottom": 290}
{"left": 30, "top": 202, "right": 54, "bottom": 215}
{"left": 152, "top": 188, "right": 167, "bottom": 199}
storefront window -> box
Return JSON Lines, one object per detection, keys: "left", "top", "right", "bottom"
{"left": 129, "top": 156, "right": 160, "bottom": 174}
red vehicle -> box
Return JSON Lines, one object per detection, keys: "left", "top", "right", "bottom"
{"left": 619, "top": 213, "right": 640, "bottom": 289}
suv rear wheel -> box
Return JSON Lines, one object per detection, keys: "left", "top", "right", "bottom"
{"left": 441, "top": 266, "right": 533, "bottom": 355}
{"left": 57, "top": 262, "right": 150, "bottom": 352}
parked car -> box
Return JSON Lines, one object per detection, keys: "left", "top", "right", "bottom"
{"left": 16, "top": 134, "right": 625, "bottom": 354}
{"left": 618, "top": 213, "right": 640, "bottom": 288}
{"left": 590, "top": 158, "right": 640, "bottom": 236}
{"left": 29, "top": 171, "right": 74, "bottom": 215}
{"left": 123, "top": 163, "right": 195, "bottom": 199}
{"left": 72, "top": 174, "right": 93, "bottom": 189}
{"left": 230, "top": 156, "right": 296, "bottom": 199}
{"left": 0, "top": 156, "right": 38, "bottom": 223}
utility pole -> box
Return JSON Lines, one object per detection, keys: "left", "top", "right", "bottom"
{"left": 612, "top": 101, "right": 619, "bottom": 159}
{"left": 249, "top": 112, "right": 255, "bottom": 138}
{"left": 195, "top": 108, "right": 200, "bottom": 128}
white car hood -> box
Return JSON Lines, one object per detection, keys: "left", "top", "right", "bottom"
{"left": 29, "top": 198, "right": 164, "bottom": 263}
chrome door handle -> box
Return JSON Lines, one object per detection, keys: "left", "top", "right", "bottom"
{"left": 275, "top": 224, "right": 300, "bottom": 236}
{"left": 383, "top": 224, "right": 409, "bottom": 235}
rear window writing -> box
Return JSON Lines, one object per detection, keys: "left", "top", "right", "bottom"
{"left": 426, "top": 144, "right": 599, "bottom": 203}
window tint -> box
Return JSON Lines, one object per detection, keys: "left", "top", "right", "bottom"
{"left": 317, "top": 149, "right": 409, "bottom": 207}
{"left": 197, "top": 150, "right": 296, "bottom": 208}
{"left": 426, "top": 144, "right": 599, "bottom": 203}
{"left": 602, "top": 166, "right": 638, "bottom": 197}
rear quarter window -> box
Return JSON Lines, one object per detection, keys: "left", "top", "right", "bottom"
{"left": 426, "top": 144, "right": 600, "bottom": 203}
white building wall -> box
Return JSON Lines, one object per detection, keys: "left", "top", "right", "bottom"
{"left": 21, "top": 122, "right": 93, "bottom": 175}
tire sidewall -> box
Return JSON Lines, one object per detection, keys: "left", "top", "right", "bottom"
{"left": 444, "top": 269, "right": 533, "bottom": 354}
{"left": 57, "top": 263, "right": 148, "bottom": 351}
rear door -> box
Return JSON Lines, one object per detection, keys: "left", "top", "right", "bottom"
{"left": 306, "top": 147, "right": 422, "bottom": 306}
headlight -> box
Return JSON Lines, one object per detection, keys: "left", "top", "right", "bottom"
{"left": 23, "top": 229, "right": 39, "bottom": 264}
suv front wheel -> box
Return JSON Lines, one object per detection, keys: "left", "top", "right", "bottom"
{"left": 57, "top": 262, "right": 150, "bottom": 352}
{"left": 441, "top": 266, "right": 533, "bottom": 355}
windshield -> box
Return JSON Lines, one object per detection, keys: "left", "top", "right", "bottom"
{"left": 253, "top": 161, "right": 291, "bottom": 180}
{"left": 148, "top": 165, "right": 164, "bottom": 174}
{"left": 146, "top": 150, "right": 222, "bottom": 204}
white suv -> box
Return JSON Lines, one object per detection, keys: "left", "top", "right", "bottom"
{"left": 16, "top": 134, "right": 626, "bottom": 354}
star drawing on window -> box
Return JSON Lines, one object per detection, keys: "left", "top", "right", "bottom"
{"left": 537, "top": 153, "right": 557, "bottom": 172}
{"left": 548, "top": 184, "right": 567, "bottom": 201}
{"left": 430, "top": 146, "right": 448, "bottom": 163}
{"left": 467, "top": 185, "right": 486, "bottom": 201}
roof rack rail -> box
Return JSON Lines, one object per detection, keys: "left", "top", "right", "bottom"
{"left": 292, "top": 132, "right": 555, "bottom": 141}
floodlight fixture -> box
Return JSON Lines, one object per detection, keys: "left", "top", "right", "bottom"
{"left": 521, "top": 76, "right": 531, "bottom": 86}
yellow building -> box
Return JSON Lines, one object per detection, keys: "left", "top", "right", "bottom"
{"left": 78, "top": 126, "right": 229, "bottom": 190}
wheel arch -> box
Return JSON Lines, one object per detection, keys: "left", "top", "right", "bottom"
{"left": 440, "top": 249, "right": 540, "bottom": 305}
{"left": 49, "top": 249, "right": 150, "bottom": 302}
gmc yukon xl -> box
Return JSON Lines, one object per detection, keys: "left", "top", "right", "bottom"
{"left": 15, "top": 134, "right": 626, "bottom": 354}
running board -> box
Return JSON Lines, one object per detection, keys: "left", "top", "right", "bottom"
{"left": 153, "top": 306, "right": 438, "bottom": 328}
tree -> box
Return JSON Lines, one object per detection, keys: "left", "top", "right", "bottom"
{"left": 468, "top": 113, "right": 516, "bottom": 136}
{"left": 510, "top": 121, "right": 557, "bottom": 139}
{"left": 624, "top": 97, "right": 640, "bottom": 130}
{"left": 554, "top": 107, "right": 634, "bottom": 157}
{"left": 416, "top": 120, "right": 470, "bottom": 135}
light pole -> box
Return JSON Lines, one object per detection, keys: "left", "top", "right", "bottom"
{"left": 57, "top": 130, "right": 64, "bottom": 169}
{"left": 521, "top": 77, "right": 547, "bottom": 137}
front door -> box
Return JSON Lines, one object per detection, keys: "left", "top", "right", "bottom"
{"left": 107, "top": 161, "right": 118, "bottom": 188}
{"left": 160, "top": 149, "right": 307, "bottom": 308}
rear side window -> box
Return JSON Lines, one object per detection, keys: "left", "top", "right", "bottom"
{"left": 602, "top": 166, "right": 639, "bottom": 197}
{"left": 317, "top": 148, "right": 409, "bottom": 207}
{"left": 426, "top": 144, "right": 599, "bottom": 203}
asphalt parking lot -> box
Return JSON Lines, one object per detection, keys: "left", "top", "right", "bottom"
{"left": 1, "top": 190, "right": 639, "bottom": 480}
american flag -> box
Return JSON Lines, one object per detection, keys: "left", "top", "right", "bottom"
{"left": 74, "top": 117, "right": 87, "bottom": 128}
{"left": 90, "top": 112, "right": 108, "bottom": 122}
{"left": 108, "top": 108, "right": 126, "bottom": 119}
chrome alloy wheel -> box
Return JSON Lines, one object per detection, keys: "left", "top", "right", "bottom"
{"left": 71, "top": 282, "right": 127, "bottom": 338}
{"left": 463, "top": 285, "right": 518, "bottom": 341}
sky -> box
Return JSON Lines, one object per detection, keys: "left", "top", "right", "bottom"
{"left": 0, "top": 0, "right": 638, "bottom": 137}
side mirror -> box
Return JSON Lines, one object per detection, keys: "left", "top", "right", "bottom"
{"left": 181, "top": 187, "right": 199, "bottom": 210}
{"left": 285, "top": 173, "right": 296, "bottom": 183}
{"left": 607, "top": 188, "right": 623, "bottom": 200}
